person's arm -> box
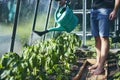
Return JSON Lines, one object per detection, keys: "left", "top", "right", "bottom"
{"left": 109, "top": 0, "right": 120, "bottom": 20}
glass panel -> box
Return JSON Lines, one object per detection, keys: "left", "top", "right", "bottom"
{"left": 34, "top": 0, "right": 51, "bottom": 40}
{"left": 71, "top": 0, "right": 82, "bottom": 9}
{"left": 46, "top": 0, "right": 58, "bottom": 39}
{"left": 0, "top": 0, "right": 13, "bottom": 56}
{"left": 87, "top": 0, "right": 92, "bottom": 9}
{"left": 35, "top": 0, "right": 50, "bottom": 31}
{"left": 15, "top": 0, "right": 36, "bottom": 53}
{"left": 35, "top": 0, "right": 58, "bottom": 40}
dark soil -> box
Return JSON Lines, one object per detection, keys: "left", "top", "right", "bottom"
{"left": 107, "top": 53, "right": 120, "bottom": 80}
{"left": 69, "top": 58, "right": 86, "bottom": 79}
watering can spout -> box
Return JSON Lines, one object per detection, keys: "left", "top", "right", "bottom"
{"left": 48, "top": 25, "right": 65, "bottom": 32}
{"left": 33, "top": 30, "right": 49, "bottom": 36}
{"left": 33, "top": 25, "right": 65, "bottom": 36}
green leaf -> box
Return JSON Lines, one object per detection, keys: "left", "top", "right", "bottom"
{"left": 9, "top": 77, "right": 15, "bottom": 80}
{"left": 0, "top": 70, "right": 11, "bottom": 79}
{"left": 113, "top": 72, "right": 120, "bottom": 78}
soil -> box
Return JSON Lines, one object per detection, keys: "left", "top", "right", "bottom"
{"left": 48, "top": 58, "right": 86, "bottom": 80}
{"left": 107, "top": 53, "right": 120, "bottom": 80}
{"left": 69, "top": 58, "right": 86, "bottom": 79}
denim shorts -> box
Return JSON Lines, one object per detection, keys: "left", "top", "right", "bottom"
{"left": 90, "top": 8, "right": 112, "bottom": 37}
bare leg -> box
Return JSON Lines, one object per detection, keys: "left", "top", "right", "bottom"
{"left": 89, "top": 36, "right": 101, "bottom": 70}
{"left": 91, "top": 37, "right": 109, "bottom": 75}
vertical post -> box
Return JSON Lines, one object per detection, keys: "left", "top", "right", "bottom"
{"left": 91, "top": 0, "right": 93, "bottom": 7}
{"left": 82, "top": 0, "right": 87, "bottom": 47}
{"left": 29, "top": 0, "right": 40, "bottom": 45}
{"left": 116, "top": 14, "right": 119, "bottom": 30}
{"left": 114, "top": 13, "right": 119, "bottom": 48}
{"left": 53, "top": 2, "right": 59, "bottom": 38}
{"left": 10, "top": 0, "right": 20, "bottom": 52}
{"left": 52, "top": 23, "right": 57, "bottom": 38}
{"left": 43, "top": 0, "right": 53, "bottom": 41}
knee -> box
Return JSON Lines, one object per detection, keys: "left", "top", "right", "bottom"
{"left": 95, "top": 37, "right": 101, "bottom": 42}
{"left": 100, "top": 37, "right": 109, "bottom": 42}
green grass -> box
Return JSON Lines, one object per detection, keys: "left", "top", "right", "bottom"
{"left": 0, "top": 23, "right": 13, "bottom": 34}
{"left": 86, "top": 37, "right": 120, "bottom": 51}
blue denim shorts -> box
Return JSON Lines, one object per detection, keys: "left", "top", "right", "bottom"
{"left": 90, "top": 8, "right": 112, "bottom": 37}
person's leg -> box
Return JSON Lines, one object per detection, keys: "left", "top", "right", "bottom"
{"left": 89, "top": 36, "right": 101, "bottom": 70}
{"left": 99, "top": 37, "right": 109, "bottom": 70}
{"left": 91, "top": 8, "right": 111, "bottom": 75}
{"left": 89, "top": 9, "right": 100, "bottom": 70}
{"left": 91, "top": 37, "right": 109, "bottom": 75}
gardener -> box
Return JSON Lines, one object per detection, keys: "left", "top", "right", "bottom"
{"left": 59, "top": 0, "right": 120, "bottom": 75}
{"left": 88, "top": 0, "right": 120, "bottom": 75}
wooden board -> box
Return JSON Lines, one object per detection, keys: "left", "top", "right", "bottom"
{"left": 86, "top": 59, "right": 107, "bottom": 80}
{"left": 73, "top": 59, "right": 107, "bottom": 80}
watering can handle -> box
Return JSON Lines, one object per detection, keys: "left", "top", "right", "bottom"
{"left": 55, "top": 0, "right": 70, "bottom": 20}
{"left": 55, "top": 0, "right": 70, "bottom": 7}
{"left": 55, "top": 0, "right": 70, "bottom": 3}
{"left": 60, "top": 0, "right": 70, "bottom": 7}
{"left": 66, "top": 0, "right": 71, "bottom": 6}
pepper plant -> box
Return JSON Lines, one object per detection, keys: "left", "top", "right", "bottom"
{"left": 0, "top": 32, "right": 81, "bottom": 80}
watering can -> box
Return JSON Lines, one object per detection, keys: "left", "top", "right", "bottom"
{"left": 34, "top": 3, "right": 78, "bottom": 36}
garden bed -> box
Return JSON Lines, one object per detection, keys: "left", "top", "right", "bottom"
{"left": 0, "top": 32, "right": 120, "bottom": 80}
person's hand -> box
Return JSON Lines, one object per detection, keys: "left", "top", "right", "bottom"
{"left": 59, "top": 0, "right": 66, "bottom": 6}
{"left": 109, "top": 10, "right": 117, "bottom": 20}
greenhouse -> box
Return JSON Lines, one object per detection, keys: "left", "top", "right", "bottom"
{"left": 0, "top": 0, "right": 120, "bottom": 80}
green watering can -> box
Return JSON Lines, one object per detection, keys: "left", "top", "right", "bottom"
{"left": 34, "top": 4, "right": 78, "bottom": 36}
